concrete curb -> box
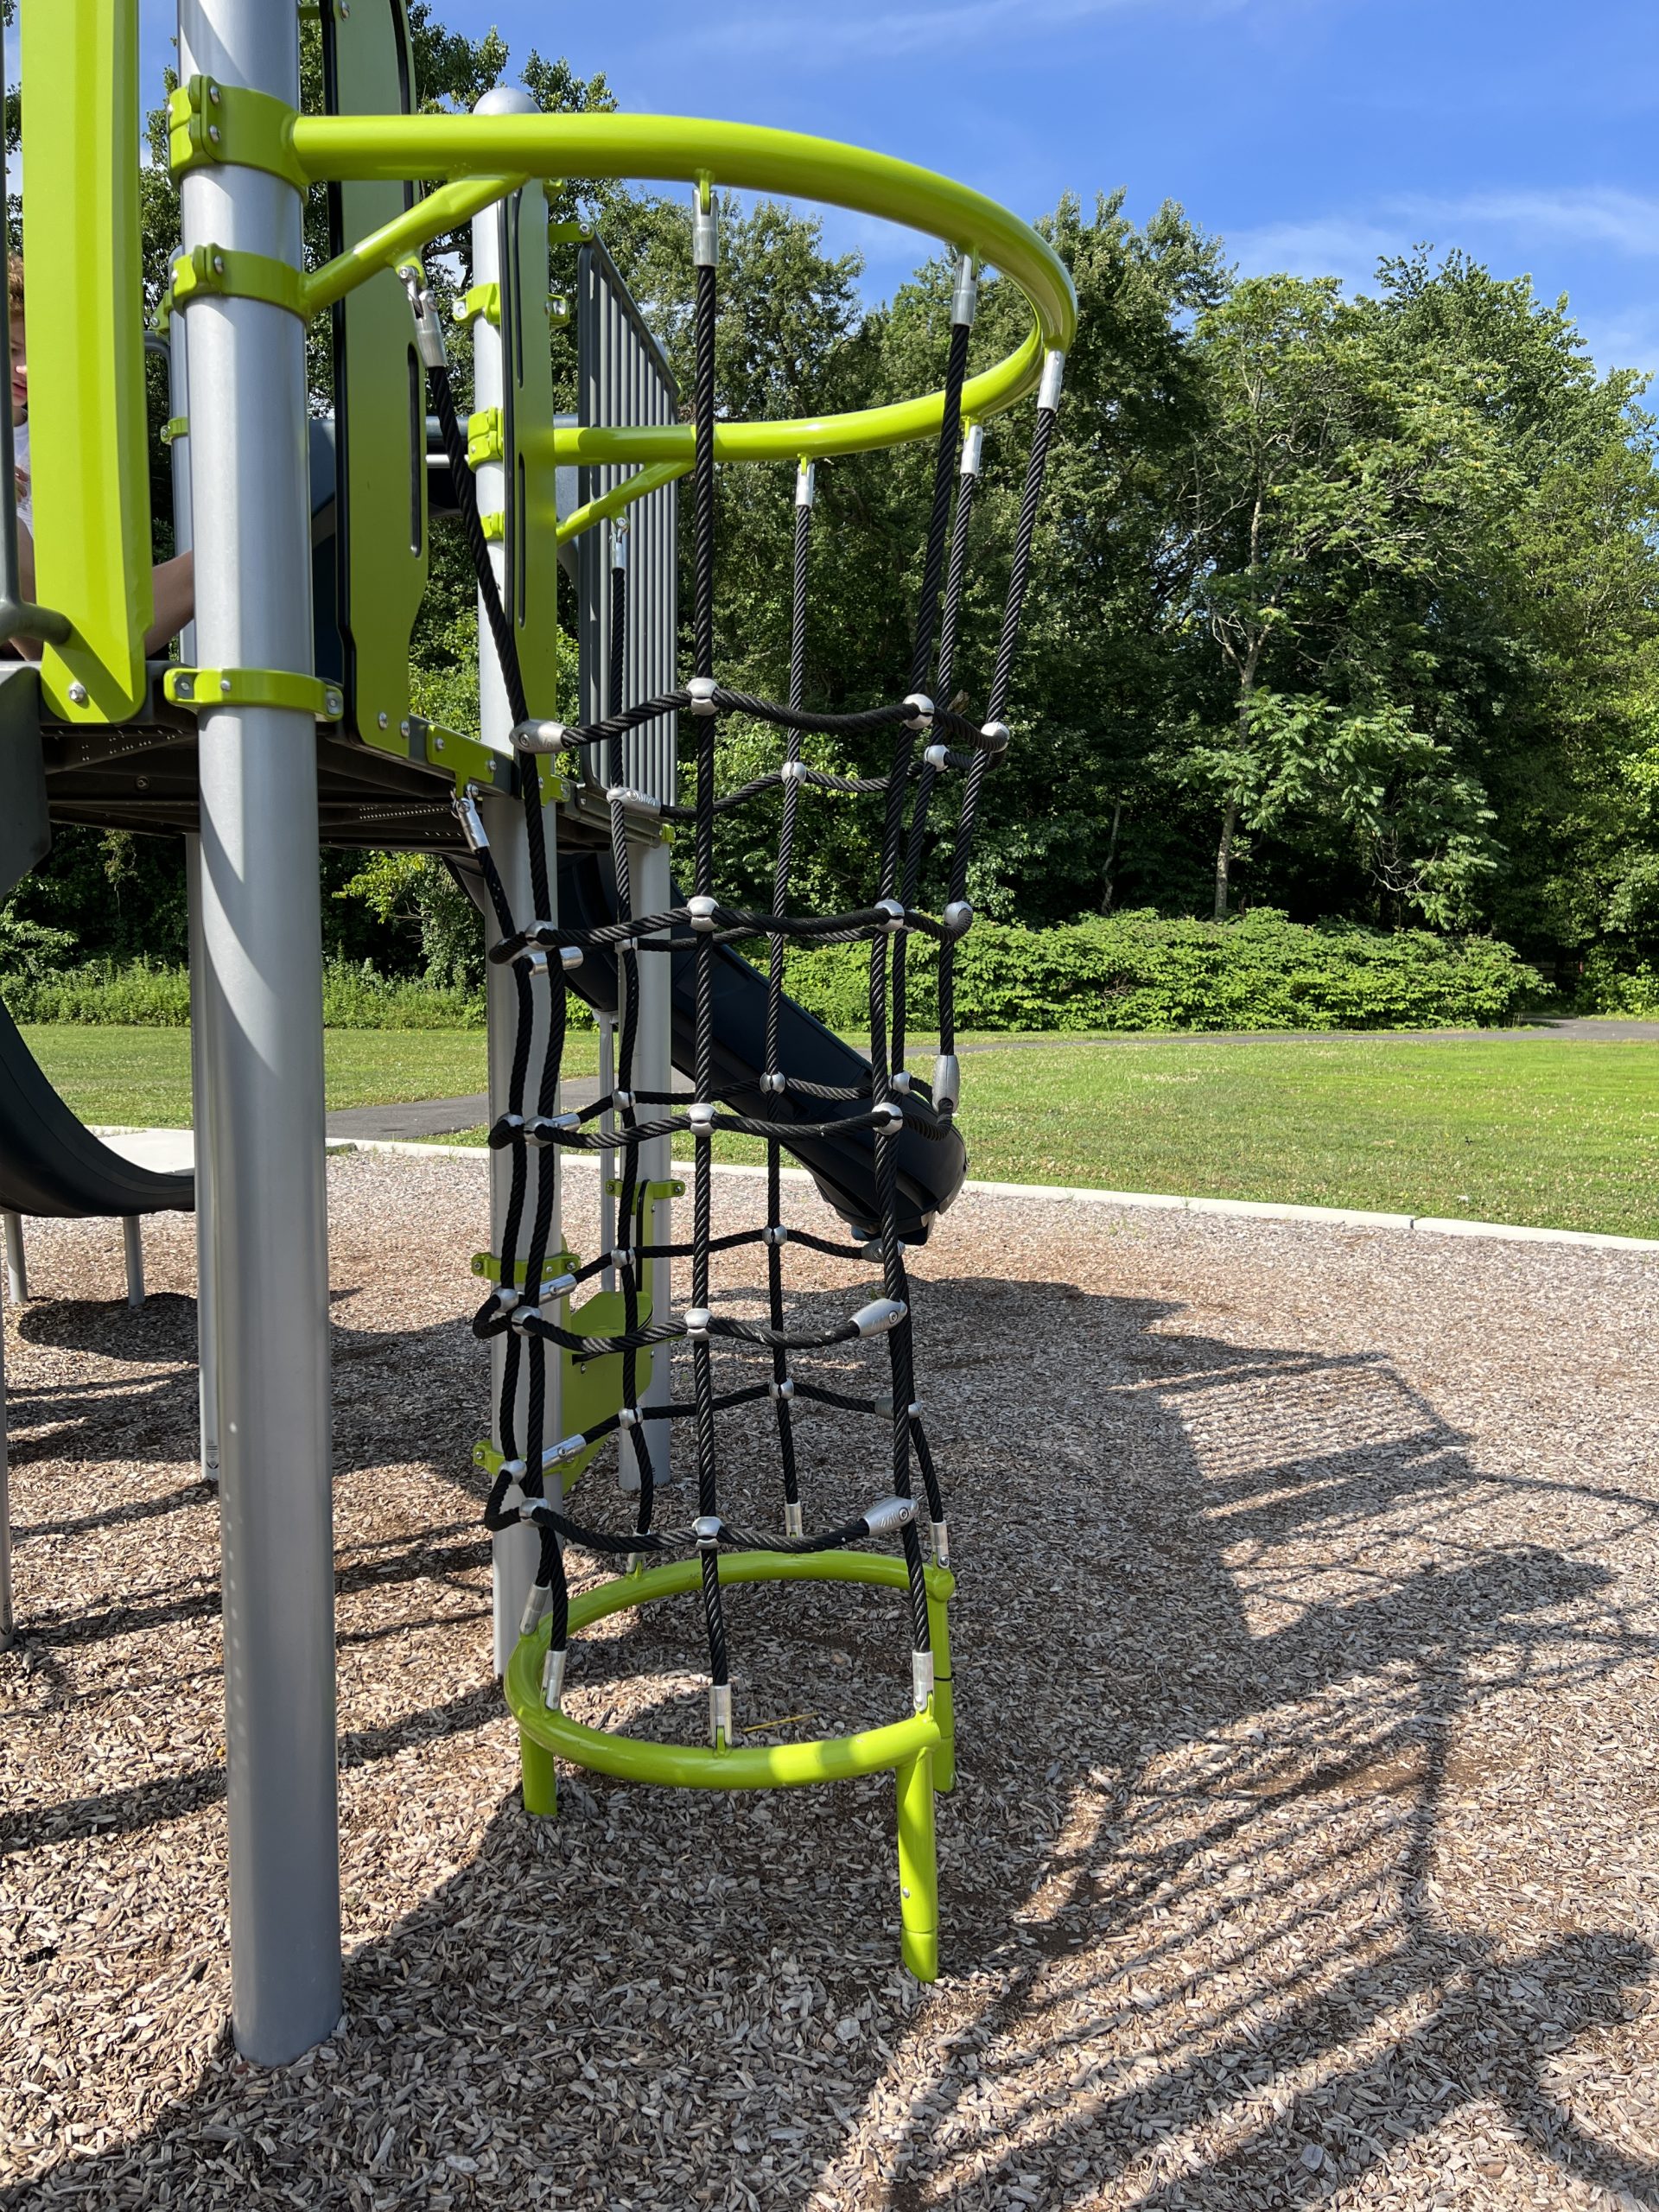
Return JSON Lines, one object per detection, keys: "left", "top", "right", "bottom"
{"left": 94, "top": 1129, "right": 1659, "bottom": 1255}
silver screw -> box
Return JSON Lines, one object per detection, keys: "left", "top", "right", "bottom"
{"left": 212, "top": 254, "right": 225, "bottom": 276}
{"left": 67, "top": 682, "right": 88, "bottom": 707}
{"left": 207, "top": 81, "right": 220, "bottom": 105}
{"left": 377, "top": 710, "right": 389, "bottom": 728}
{"left": 176, "top": 679, "right": 194, "bottom": 700}
{"left": 326, "top": 692, "right": 342, "bottom": 717}
{"left": 434, "top": 735, "right": 446, "bottom": 753}
{"left": 399, "top": 718, "right": 410, "bottom": 736}
{"left": 220, "top": 677, "right": 232, "bottom": 696}
{"left": 207, "top": 125, "right": 220, "bottom": 146}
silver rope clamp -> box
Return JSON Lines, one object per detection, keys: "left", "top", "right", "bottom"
{"left": 950, "top": 252, "right": 979, "bottom": 329}
{"left": 514, "top": 719, "right": 569, "bottom": 753}
{"left": 796, "top": 458, "right": 817, "bottom": 509}
{"left": 558, "top": 945, "right": 584, "bottom": 973}
{"left": 769, "top": 1376, "right": 795, "bottom": 1402}
{"left": 876, "top": 899, "right": 906, "bottom": 933}
{"left": 688, "top": 676, "right": 719, "bottom": 715}
{"left": 784, "top": 1500, "right": 804, "bottom": 1539}
{"left": 694, "top": 1514, "right": 723, "bottom": 1550}
{"left": 944, "top": 900, "right": 974, "bottom": 936}
{"left": 687, "top": 1102, "right": 716, "bottom": 1135}
{"left": 613, "top": 1087, "right": 633, "bottom": 1110}
{"left": 709, "top": 1682, "right": 733, "bottom": 1748}
{"left": 759, "top": 1069, "right": 786, "bottom": 1095}
{"left": 862, "top": 1495, "right": 918, "bottom": 1537}
{"left": 527, "top": 1113, "right": 582, "bottom": 1145}
{"left": 892, "top": 1069, "right": 912, "bottom": 1093}
{"left": 762, "top": 1224, "right": 789, "bottom": 1247}
{"left": 912, "top": 1649, "right": 936, "bottom": 1713}
{"left": 537, "top": 1272, "right": 577, "bottom": 1305}
{"left": 980, "top": 720, "right": 1011, "bottom": 754}
{"left": 691, "top": 184, "right": 719, "bottom": 269}
{"left": 923, "top": 742, "right": 950, "bottom": 770}
{"left": 780, "top": 759, "right": 810, "bottom": 784}
{"left": 611, "top": 518, "right": 628, "bottom": 572}
{"left": 606, "top": 784, "right": 662, "bottom": 820}
{"left": 931, "top": 1518, "right": 950, "bottom": 1569}
{"left": 454, "top": 787, "right": 490, "bottom": 852}
{"left": 687, "top": 894, "right": 719, "bottom": 931}
{"left": 683, "top": 1306, "right": 712, "bottom": 1340}
{"left": 398, "top": 261, "right": 448, "bottom": 369}
{"left": 932, "top": 1053, "right": 961, "bottom": 1112}
{"left": 852, "top": 1297, "right": 907, "bottom": 1337}
{"left": 875, "top": 1101, "right": 906, "bottom": 1136}
{"left": 1038, "top": 348, "right": 1065, "bottom": 414}
{"left": 519, "top": 1581, "right": 552, "bottom": 1637}
{"left": 542, "top": 1645, "right": 568, "bottom": 1709}
{"left": 903, "top": 693, "right": 934, "bottom": 730}
{"left": 617, "top": 1404, "right": 642, "bottom": 1429}
{"left": 961, "top": 421, "right": 984, "bottom": 479}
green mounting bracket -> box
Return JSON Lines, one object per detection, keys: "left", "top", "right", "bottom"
{"left": 480, "top": 512, "right": 505, "bottom": 543}
{"left": 165, "top": 665, "right": 344, "bottom": 720}
{"left": 607, "top": 1177, "right": 685, "bottom": 1202}
{"left": 161, "top": 416, "right": 188, "bottom": 447}
{"left": 471, "top": 1249, "right": 582, "bottom": 1287}
{"left": 467, "top": 406, "right": 505, "bottom": 470}
{"left": 453, "top": 282, "right": 501, "bottom": 329}
{"left": 169, "top": 243, "right": 308, "bottom": 322}
{"left": 417, "top": 717, "right": 565, "bottom": 806}
{"left": 168, "top": 76, "right": 308, "bottom": 194}
{"left": 547, "top": 295, "right": 570, "bottom": 324}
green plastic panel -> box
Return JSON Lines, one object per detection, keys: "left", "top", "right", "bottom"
{"left": 321, "top": 0, "right": 428, "bottom": 756}
{"left": 22, "top": 0, "right": 152, "bottom": 723}
{"left": 500, "top": 184, "right": 562, "bottom": 718}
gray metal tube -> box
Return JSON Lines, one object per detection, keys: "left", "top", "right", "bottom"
{"left": 123, "top": 1217, "right": 145, "bottom": 1309}
{"left": 632, "top": 835, "right": 673, "bottom": 1494}
{"left": 474, "top": 91, "right": 552, "bottom": 1670}
{"left": 185, "top": 836, "right": 219, "bottom": 1483}
{"left": 0, "top": 1314, "right": 12, "bottom": 1651}
{"left": 3, "top": 1213, "right": 25, "bottom": 1305}
{"left": 180, "top": 0, "right": 340, "bottom": 2068}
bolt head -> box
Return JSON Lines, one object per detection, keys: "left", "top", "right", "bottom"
{"left": 207, "top": 80, "right": 220, "bottom": 104}
{"left": 377, "top": 710, "right": 389, "bottom": 728}
{"left": 67, "top": 682, "right": 89, "bottom": 707}
{"left": 219, "top": 677, "right": 232, "bottom": 696}
{"left": 399, "top": 718, "right": 410, "bottom": 736}
{"left": 212, "top": 254, "right": 225, "bottom": 275}
{"left": 325, "top": 691, "right": 342, "bottom": 717}
{"left": 175, "top": 679, "right": 194, "bottom": 700}
{"left": 207, "top": 124, "right": 220, "bottom": 145}
{"left": 434, "top": 734, "right": 446, "bottom": 752}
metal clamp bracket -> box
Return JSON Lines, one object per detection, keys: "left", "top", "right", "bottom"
{"left": 467, "top": 407, "right": 505, "bottom": 470}
{"left": 168, "top": 244, "right": 308, "bottom": 323}
{"left": 411, "top": 719, "right": 566, "bottom": 807}
{"left": 471, "top": 1249, "right": 582, "bottom": 1287}
{"left": 452, "top": 283, "right": 502, "bottom": 329}
{"left": 605, "top": 1177, "right": 686, "bottom": 1202}
{"left": 480, "top": 512, "right": 506, "bottom": 543}
{"left": 161, "top": 416, "right": 188, "bottom": 448}
{"left": 167, "top": 77, "right": 308, "bottom": 194}
{"left": 165, "top": 666, "right": 343, "bottom": 721}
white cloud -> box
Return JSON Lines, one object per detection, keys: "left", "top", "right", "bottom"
{"left": 1226, "top": 215, "right": 1403, "bottom": 292}
{"left": 1392, "top": 187, "right": 1659, "bottom": 258}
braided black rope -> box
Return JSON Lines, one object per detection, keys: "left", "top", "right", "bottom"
{"left": 426, "top": 249, "right": 1058, "bottom": 1737}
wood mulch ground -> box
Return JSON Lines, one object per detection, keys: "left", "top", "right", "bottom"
{"left": 3, "top": 1150, "right": 1658, "bottom": 2211}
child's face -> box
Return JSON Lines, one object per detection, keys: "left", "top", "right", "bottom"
{"left": 9, "top": 303, "right": 24, "bottom": 426}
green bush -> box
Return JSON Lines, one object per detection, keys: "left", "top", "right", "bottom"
{"left": 1, "top": 957, "right": 496, "bottom": 1030}
{"left": 777, "top": 910, "right": 1543, "bottom": 1033}
{"left": 1577, "top": 950, "right": 1659, "bottom": 1018}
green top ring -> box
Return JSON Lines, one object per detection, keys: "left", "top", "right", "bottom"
{"left": 292, "top": 110, "right": 1078, "bottom": 465}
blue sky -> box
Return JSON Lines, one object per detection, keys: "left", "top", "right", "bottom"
{"left": 117, "top": 0, "right": 1659, "bottom": 372}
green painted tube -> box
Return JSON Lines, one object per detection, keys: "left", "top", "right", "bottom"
{"left": 556, "top": 459, "right": 692, "bottom": 546}
{"left": 303, "top": 172, "right": 524, "bottom": 316}
{"left": 926, "top": 1583, "right": 956, "bottom": 1796}
{"left": 290, "top": 111, "right": 1075, "bottom": 459}
{"left": 518, "top": 1727, "right": 559, "bottom": 1817}
{"left": 895, "top": 1747, "right": 939, "bottom": 1983}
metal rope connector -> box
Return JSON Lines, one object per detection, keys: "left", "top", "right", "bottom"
{"left": 513, "top": 719, "right": 569, "bottom": 753}
{"left": 519, "top": 1580, "right": 552, "bottom": 1637}
{"left": 687, "top": 676, "right": 719, "bottom": 716}
{"left": 709, "top": 1682, "right": 733, "bottom": 1747}
{"left": 931, "top": 1518, "right": 950, "bottom": 1570}
{"left": 694, "top": 1514, "right": 723, "bottom": 1550}
{"left": 606, "top": 784, "right": 661, "bottom": 820}
{"left": 762, "top": 1224, "right": 789, "bottom": 1248}
{"left": 912, "top": 1649, "right": 936, "bottom": 1713}
{"left": 526, "top": 1113, "right": 582, "bottom": 1145}
{"left": 980, "top": 720, "right": 1011, "bottom": 754}
{"left": 542, "top": 1645, "right": 568, "bottom": 1710}
{"left": 861, "top": 1495, "right": 918, "bottom": 1537}
{"left": 876, "top": 899, "right": 906, "bottom": 933}
{"left": 759, "top": 1069, "right": 786, "bottom": 1095}
{"left": 903, "top": 693, "right": 934, "bottom": 730}
{"left": 454, "top": 787, "right": 490, "bottom": 852}
{"left": 691, "top": 185, "right": 719, "bottom": 269}
{"left": 784, "top": 1500, "right": 804, "bottom": 1539}
{"left": 961, "top": 421, "right": 984, "bottom": 479}
{"left": 1038, "top": 348, "right": 1065, "bottom": 414}
{"left": 769, "top": 1376, "right": 795, "bottom": 1402}
{"left": 943, "top": 900, "right": 974, "bottom": 936}
{"left": 852, "top": 1298, "right": 907, "bottom": 1338}
{"left": 398, "top": 261, "right": 448, "bottom": 369}
{"left": 683, "top": 1307, "right": 712, "bottom": 1340}
{"left": 891, "top": 1069, "right": 912, "bottom": 1093}
{"left": 923, "top": 743, "right": 951, "bottom": 770}
{"left": 950, "top": 252, "right": 979, "bottom": 330}
{"left": 932, "top": 1053, "right": 961, "bottom": 1112}
{"left": 780, "top": 759, "right": 810, "bottom": 784}
{"left": 686, "top": 895, "right": 719, "bottom": 931}
{"left": 874, "top": 1102, "right": 906, "bottom": 1137}
{"left": 686, "top": 1102, "right": 716, "bottom": 1134}
{"left": 795, "top": 458, "right": 817, "bottom": 508}
{"left": 611, "top": 518, "right": 629, "bottom": 571}
{"left": 617, "top": 1404, "right": 642, "bottom": 1429}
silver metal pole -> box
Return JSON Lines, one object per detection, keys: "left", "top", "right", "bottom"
{"left": 2, "top": 1213, "right": 25, "bottom": 1305}
{"left": 180, "top": 0, "right": 340, "bottom": 2067}
{"left": 474, "top": 89, "right": 550, "bottom": 1672}
{"left": 122, "top": 1217, "right": 145, "bottom": 1309}
{"left": 0, "top": 1312, "right": 12, "bottom": 1652}
{"left": 185, "top": 836, "right": 219, "bottom": 1484}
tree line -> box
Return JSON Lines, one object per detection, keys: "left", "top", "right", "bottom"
{"left": 9, "top": 3, "right": 1657, "bottom": 990}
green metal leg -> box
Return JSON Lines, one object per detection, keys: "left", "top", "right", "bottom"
{"left": 519, "top": 1726, "right": 559, "bottom": 1817}
{"left": 895, "top": 1747, "right": 938, "bottom": 1982}
{"left": 925, "top": 1585, "right": 956, "bottom": 1795}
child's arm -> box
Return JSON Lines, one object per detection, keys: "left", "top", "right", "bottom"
{"left": 146, "top": 550, "right": 194, "bottom": 657}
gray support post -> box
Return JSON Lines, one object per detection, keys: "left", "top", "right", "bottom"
{"left": 3, "top": 1213, "right": 25, "bottom": 1305}
{"left": 473, "top": 89, "right": 550, "bottom": 1672}
{"left": 123, "top": 1217, "right": 145, "bottom": 1310}
{"left": 0, "top": 1313, "right": 12, "bottom": 1652}
{"left": 185, "top": 836, "right": 219, "bottom": 1483}
{"left": 179, "top": 0, "right": 340, "bottom": 2066}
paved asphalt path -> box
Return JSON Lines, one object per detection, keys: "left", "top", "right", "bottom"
{"left": 323, "top": 1020, "right": 1658, "bottom": 1144}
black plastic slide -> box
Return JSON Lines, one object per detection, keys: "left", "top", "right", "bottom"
{"left": 0, "top": 997, "right": 194, "bottom": 1217}
{"left": 556, "top": 851, "right": 967, "bottom": 1244}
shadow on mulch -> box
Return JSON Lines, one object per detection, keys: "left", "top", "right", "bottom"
{"left": 7, "top": 1280, "right": 1659, "bottom": 2210}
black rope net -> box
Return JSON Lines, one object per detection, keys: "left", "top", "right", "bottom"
{"left": 418, "top": 228, "right": 1058, "bottom": 1737}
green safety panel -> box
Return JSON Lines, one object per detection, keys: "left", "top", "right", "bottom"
{"left": 22, "top": 0, "right": 152, "bottom": 723}
{"left": 321, "top": 0, "right": 429, "bottom": 754}
{"left": 501, "top": 186, "right": 562, "bottom": 718}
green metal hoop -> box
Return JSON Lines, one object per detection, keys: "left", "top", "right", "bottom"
{"left": 292, "top": 109, "right": 1078, "bottom": 467}
{"left": 504, "top": 1548, "right": 957, "bottom": 1979}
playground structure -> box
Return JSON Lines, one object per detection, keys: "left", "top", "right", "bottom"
{"left": 0, "top": 0, "right": 1073, "bottom": 2069}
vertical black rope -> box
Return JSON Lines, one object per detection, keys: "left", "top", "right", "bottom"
{"left": 690, "top": 231, "right": 728, "bottom": 1696}
{"left": 939, "top": 394, "right": 1058, "bottom": 1057}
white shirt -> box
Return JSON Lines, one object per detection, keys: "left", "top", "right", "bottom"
{"left": 13, "top": 414, "right": 29, "bottom": 534}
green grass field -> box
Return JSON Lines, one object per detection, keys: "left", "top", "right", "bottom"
{"left": 22, "top": 1024, "right": 1657, "bottom": 1241}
